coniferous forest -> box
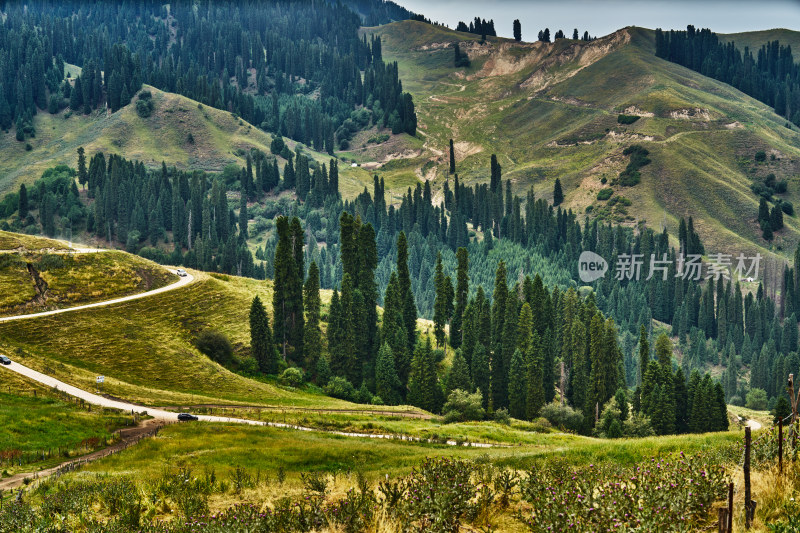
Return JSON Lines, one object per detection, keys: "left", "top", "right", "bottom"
{"left": 656, "top": 25, "right": 800, "bottom": 126}
{"left": 0, "top": 0, "right": 417, "bottom": 148}
{"left": 8, "top": 2, "right": 800, "bottom": 531}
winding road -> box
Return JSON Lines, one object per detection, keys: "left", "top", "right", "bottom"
{"left": 0, "top": 259, "right": 495, "bottom": 450}
{"left": 0, "top": 269, "right": 194, "bottom": 323}
{"left": 3, "top": 359, "right": 493, "bottom": 447}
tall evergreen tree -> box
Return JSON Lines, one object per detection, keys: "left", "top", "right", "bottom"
{"left": 451, "top": 247, "right": 469, "bottom": 348}
{"left": 553, "top": 178, "right": 564, "bottom": 207}
{"left": 508, "top": 348, "right": 528, "bottom": 419}
{"left": 396, "top": 231, "right": 417, "bottom": 350}
{"left": 303, "top": 261, "right": 322, "bottom": 372}
{"left": 526, "top": 331, "right": 546, "bottom": 419}
{"left": 375, "top": 342, "right": 402, "bottom": 405}
{"left": 433, "top": 252, "right": 450, "bottom": 348}
{"left": 250, "top": 295, "right": 278, "bottom": 374}
{"left": 18, "top": 184, "right": 28, "bottom": 219}
{"left": 472, "top": 343, "right": 490, "bottom": 409}
{"left": 446, "top": 349, "right": 473, "bottom": 394}
{"left": 407, "top": 338, "right": 441, "bottom": 413}
{"left": 638, "top": 324, "right": 649, "bottom": 386}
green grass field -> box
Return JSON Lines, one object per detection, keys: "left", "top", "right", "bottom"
{"left": 0, "top": 371, "right": 131, "bottom": 475}
{"left": 83, "top": 420, "right": 740, "bottom": 489}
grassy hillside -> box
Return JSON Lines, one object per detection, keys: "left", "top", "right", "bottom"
{"left": 0, "top": 264, "right": 423, "bottom": 413}
{"left": 0, "top": 85, "right": 376, "bottom": 199}
{"left": 0, "top": 232, "right": 176, "bottom": 317}
{"left": 721, "top": 29, "right": 800, "bottom": 61}
{"left": 366, "top": 21, "right": 800, "bottom": 257}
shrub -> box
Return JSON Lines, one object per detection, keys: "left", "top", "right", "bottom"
{"left": 195, "top": 330, "right": 233, "bottom": 365}
{"left": 136, "top": 98, "right": 153, "bottom": 118}
{"left": 238, "top": 357, "right": 259, "bottom": 375}
{"left": 623, "top": 411, "right": 655, "bottom": 437}
{"left": 325, "top": 376, "right": 356, "bottom": 401}
{"left": 782, "top": 201, "right": 794, "bottom": 216}
{"left": 494, "top": 407, "right": 511, "bottom": 425}
{"left": 617, "top": 114, "right": 640, "bottom": 125}
{"left": 540, "top": 402, "right": 584, "bottom": 431}
{"left": 270, "top": 135, "right": 285, "bottom": 155}
{"left": 597, "top": 188, "right": 613, "bottom": 201}
{"left": 442, "top": 389, "right": 485, "bottom": 423}
{"left": 746, "top": 388, "right": 768, "bottom": 410}
{"left": 755, "top": 150, "right": 767, "bottom": 162}
{"left": 278, "top": 367, "right": 304, "bottom": 387}
{"left": 619, "top": 144, "right": 650, "bottom": 186}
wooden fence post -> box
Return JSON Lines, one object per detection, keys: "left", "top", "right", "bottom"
{"left": 779, "top": 417, "right": 784, "bottom": 474}
{"left": 728, "top": 482, "right": 734, "bottom": 533}
{"left": 745, "top": 426, "right": 756, "bottom": 529}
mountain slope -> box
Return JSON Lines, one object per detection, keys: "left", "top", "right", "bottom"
{"left": 721, "top": 28, "right": 800, "bottom": 61}
{"left": 0, "top": 86, "right": 375, "bottom": 199}
{"left": 367, "top": 21, "right": 800, "bottom": 256}
{"left": 0, "top": 230, "right": 176, "bottom": 316}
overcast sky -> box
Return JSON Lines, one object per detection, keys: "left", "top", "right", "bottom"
{"left": 395, "top": 0, "right": 800, "bottom": 40}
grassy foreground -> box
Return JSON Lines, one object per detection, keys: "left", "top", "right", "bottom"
{"left": 0, "top": 371, "right": 131, "bottom": 476}
{"left": 0, "top": 421, "right": 744, "bottom": 532}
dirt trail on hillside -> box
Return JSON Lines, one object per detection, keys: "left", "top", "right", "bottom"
{"left": 0, "top": 419, "right": 166, "bottom": 491}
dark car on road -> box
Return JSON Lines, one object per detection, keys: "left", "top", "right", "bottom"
{"left": 177, "top": 413, "right": 198, "bottom": 421}
{"left": 0, "top": 356, "right": 10, "bottom": 365}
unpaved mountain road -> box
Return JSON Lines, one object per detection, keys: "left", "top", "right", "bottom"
{"left": 2, "top": 359, "right": 496, "bottom": 447}
{"left": 0, "top": 269, "right": 193, "bottom": 323}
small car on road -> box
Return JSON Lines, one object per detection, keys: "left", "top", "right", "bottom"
{"left": 0, "top": 355, "right": 10, "bottom": 365}
{"left": 177, "top": 413, "right": 198, "bottom": 421}
{"left": 176, "top": 268, "right": 188, "bottom": 277}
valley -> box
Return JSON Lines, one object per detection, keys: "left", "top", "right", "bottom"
{"left": 2, "top": 1, "right": 800, "bottom": 531}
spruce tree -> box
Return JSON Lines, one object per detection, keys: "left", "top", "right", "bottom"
{"left": 250, "top": 295, "right": 278, "bottom": 374}
{"left": 396, "top": 231, "right": 417, "bottom": 350}
{"left": 526, "top": 332, "right": 545, "bottom": 419}
{"left": 273, "top": 216, "right": 297, "bottom": 361}
{"left": 446, "top": 349, "right": 473, "bottom": 394}
{"left": 587, "top": 313, "right": 606, "bottom": 426}
{"left": 508, "top": 348, "right": 527, "bottom": 419}
{"left": 553, "top": 178, "right": 564, "bottom": 206}
{"left": 77, "top": 147, "right": 87, "bottom": 189}
{"left": 303, "top": 262, "right": 322, "bottom": 372}
{"left": 18, "top": 184, "right": 28, "bottom": 219}
{"left": 472, "top": 343, "right": 490, "bottom": 409}
{"left": 328, "top": 289, "right": 346, "bottom": 378}
{"left": 451, "top": 247, "right": 469, "bottom": 348}
{"left": 339, "top": 273, "right": 359, "bottom": 384}
{"left": 638, "top": 324, "right": 649, "bottom": 386}
{"left": 513, "top": 19, "right": 522, "bottom": 42}
{"left": 375, "top": 342, "right": 401, "bottom": 405}
{"left": 433, "top": 252, "right": 449, "bottom": 348}
{"left": 449, "top": 138, "right": 456, "bottom": 173}
{"left": 407, "top": 338, "right": 441, "bottom": 413}
{"left": 383, "top": 272, "right": 410, "bottom": 388}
